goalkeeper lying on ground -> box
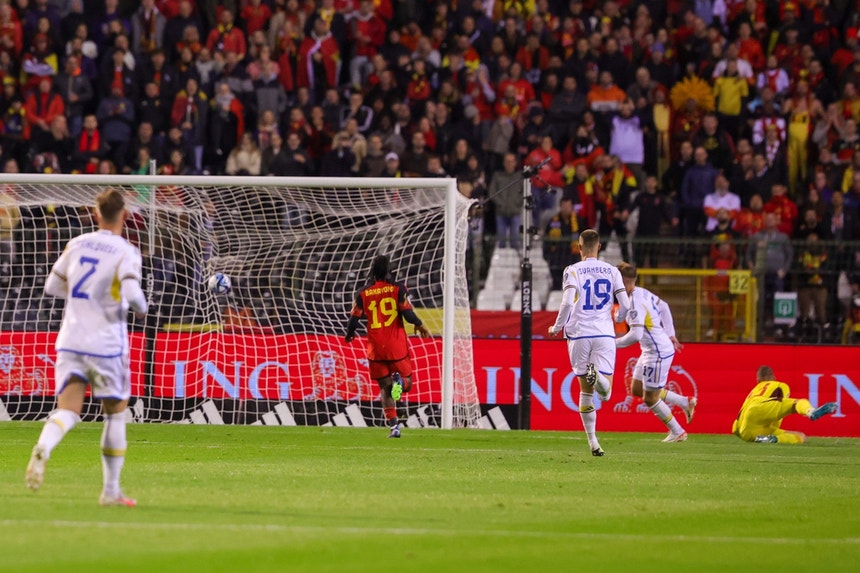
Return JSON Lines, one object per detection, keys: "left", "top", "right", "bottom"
{"left": 732, "top": 365, "right": 837, "bottom": 444}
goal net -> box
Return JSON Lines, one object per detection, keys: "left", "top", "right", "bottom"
{"left": 0, "top": 175, "right": 480, "bottom": 429}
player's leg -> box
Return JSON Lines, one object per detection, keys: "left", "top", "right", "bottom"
{"left": 809, "top": 401, "right": 838, "bottom": 420}
{"left": 645, "top": 388, "right": 687, "bottom": 442}
{"left": 740, "top": 421, "right": 777, "bottom": 443}
{"left": 375, "top": 375, "right": 401, "bottom": 436}
{"left": 26, "top": 355, "right": 86, "bottom": 491}
{"left": 772, "top": 428, "right": 806, "bottom": 444}
{"left": 659, "top": 387, "right": 697, "bottom": 424}
{"left": 639, "top": 356, "right": 687, "bottom": 442}
{"left": 570, "top": 339, "right": 603, "bottom": 456}
{"left": 739, "top": 401, "right": 786, "bottom": 442}
{"left": 631, "top": 377, "right": 643, "bottom": 398}
{"left": 778, "top": 398, "right": 808, "bottom": 420}
{"left": 585, "top": 363, "right": 614, "bottom": 402}
{"left": 370, "top": 360, "right": 401, "bottom": 437}
{"left": 98, "top": 398, "right": 136, "bottom": 506}
{"left": 588, "top": 338, "right": 616, "bottom": 402}
{"left": 95, "top": 354, "right": 136, "bottom": 506}
{"left": 750, "top": 407, "right": 810, "bottom": 443}
{"left": 390, "top": 373, "right": 404, "bottom": 401}
{"left": 391, "top": 357, "right": 414, "bottom": 401}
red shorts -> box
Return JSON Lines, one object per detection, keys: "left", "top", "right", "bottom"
{"left": 368, "top": 357, "right": 413, "bottom": 381}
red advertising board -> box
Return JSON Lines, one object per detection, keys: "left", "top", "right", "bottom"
{"left": 2, "top": 330, "right": 857, "bottom": 437}
{"left": 0, "top": 332, "right": 146, "bottom": 396}
{"left": 474, "top": 340, "right": 860, "bottom": 437}
{"left": 152, "top": 332, "right": 445, "bottom": 403}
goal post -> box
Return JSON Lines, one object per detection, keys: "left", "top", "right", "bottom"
{"left": 0, "top": 174, "right": 480, "bottom": 430}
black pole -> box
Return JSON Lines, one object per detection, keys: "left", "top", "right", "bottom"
{"left": 487, "top": 158, "right": 548, "bottom": 430}
{"left": 519, "top": 175, "right": 533, "bottom": 430}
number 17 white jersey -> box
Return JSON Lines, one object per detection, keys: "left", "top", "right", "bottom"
{"left": 559, "top": 257, "right": 627, "bottom": 338}
{"left": 50, "top": 229, "right": 143, "bottom": 357}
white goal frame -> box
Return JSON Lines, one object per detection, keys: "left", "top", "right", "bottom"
{"left": 0, "top": 174, "right": 469, "bottom": 430}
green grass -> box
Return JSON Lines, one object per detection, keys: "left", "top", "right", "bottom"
{"left": 1, "top": 424, "right": 859, "bottom": 573}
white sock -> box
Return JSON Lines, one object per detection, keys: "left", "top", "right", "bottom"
{"left": 579, "top": 392, "right": 597, "bottom": 446}
{"left": 661, "top": 389, "right": 689, "bottom": 409}
{"left": 100, "top": 413, "right": 127, "bottom": 496}
{"left": 649, "top": 400, "right": 684, "bottom": 434}
{"left": 594, "top": 372, "right": 612, "bottom": 401}
{"left": 36, "top": 409, "right": 80, "bottom": 457}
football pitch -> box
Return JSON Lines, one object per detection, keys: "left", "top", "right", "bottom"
{"left": 1, "top": 424, "right": 858, "bottom": 573}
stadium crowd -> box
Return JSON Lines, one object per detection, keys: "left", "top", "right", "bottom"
{"left": 0, "top": 0, "right": 859, "bottom": 339}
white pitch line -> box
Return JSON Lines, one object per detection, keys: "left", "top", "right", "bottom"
{"left": 0, "top": 520, "right": 857, "bottom": 546}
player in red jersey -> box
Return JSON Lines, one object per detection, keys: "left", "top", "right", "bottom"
{"left": 345, "top": 255, "right": 430, "bottom": 438}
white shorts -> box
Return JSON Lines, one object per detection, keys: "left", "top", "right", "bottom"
{"left": 633, "top": 354, "right": 674, "bottom": 390}
{"left": 55, "top": 351, "right": 131, "bottom": 401}
{"left": 567, "top": 337, "right": 616, "bottom": 378}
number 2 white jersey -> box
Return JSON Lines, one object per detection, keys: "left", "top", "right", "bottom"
{"left": 50, "top": 230, "right": 143, "bottom": 357}
{"left": 626, "top": 287, "right": 675, "bottom": 359}
{"left": 559, "top": 257, "right": 627, "bottom": 338}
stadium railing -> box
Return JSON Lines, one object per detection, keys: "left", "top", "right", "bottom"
{"left": 475, "top": 235, "right": 860, "bottom": 344}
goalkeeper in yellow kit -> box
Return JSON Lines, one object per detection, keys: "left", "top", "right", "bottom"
{"left": 732, "top": 365, "right": 838, "bottom": 444}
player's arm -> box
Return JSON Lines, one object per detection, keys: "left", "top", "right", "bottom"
{"left": 615, "top": 297, "right": 643, "bottom": 348}
{"left": 119, "top": 252, "right": 148, "bottom": 317}
{"left": 44, "top": 269, "right": 68, "bottom": 298}
{"left": 121, "top": 278, "right": 148, "bottom": 317}
{"left": 401, "top": 308, "right": 430, "bottom": 336}
{"left": 656, "top": 296, "right": 683, "bottom": 351}
{"left": 397, "top": 285, "right": 431, "bottom": 337}
{"left": 344, "top": 296, "right": 364, "bottom": 342}
{"left": 615, "top": 324, "right": 643, "bottom": 348}
{"left": 549, "top": 267, "right": 575, "bottom": 336}
{"left": 612, "top": 268, "right": 630, "bottom": 323}
{"left": 44, "top": 247, "right": 71, "bottom": 299}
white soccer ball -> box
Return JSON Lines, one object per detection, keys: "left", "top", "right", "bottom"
{"left": 208, "top": 273, "right": 232, "bottom": 294}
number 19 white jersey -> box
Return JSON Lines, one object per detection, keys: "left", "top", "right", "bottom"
{"left": 50, "top": 230, "right": 143, "bottom": 357}
{"left": 559, "top": 257, "right": 627, "bottom": 338}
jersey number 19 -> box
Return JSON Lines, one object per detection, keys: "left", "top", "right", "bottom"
{"left": 582, "top": 278, "right": 611, "bottom": 310}
{"left": 367, "top": 296, "right": 397, "bottom": 329}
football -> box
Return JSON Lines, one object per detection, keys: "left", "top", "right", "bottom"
{"left": 207, "top": 273, "right": 232, "bottom": 294}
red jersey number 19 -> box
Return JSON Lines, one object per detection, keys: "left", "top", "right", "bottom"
{"left": 367, "top": 296, "right": 398, "bottom": 329}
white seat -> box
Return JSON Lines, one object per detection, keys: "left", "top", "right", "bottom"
{"left": 491, "top": 247, "right": 519, "bottom": 265}
{"left": 477, "top": 289, "right": 508, "bottom": 310}
{"left": 509, "top": 290, "right": 539, "bottom": 312}
{"left": 482, "top": 273, "right": 517, "bottom": 300}
{"left": 532, "top": 279, "right": 551, "bottom": 309}
{"left": 532, "top": 259, "right": 550, "bottom": 274}
{"left": 545, "top": 290, "right": 564, "bottom": 312}
{"left": 532, "top": 266, "right": 552, "bottom": 284}
{"left": 486, "top": 266, "right": 519, "bottom": 282}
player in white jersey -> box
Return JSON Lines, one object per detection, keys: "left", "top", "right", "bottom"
{"left": 614, "top": 263, "right": 696, "bottom": 442}
{"left": 26, "top": 189, "right": 148, "bottom": 506}
{"left": 549, "top": 229, "right": 630, "bottom": 456}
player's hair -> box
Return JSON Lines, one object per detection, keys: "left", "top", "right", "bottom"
{"left": 95, "top": 188, "right": 125, "bottom": 224}
{"left": 617, "top": 262, "right": 637, "bottom": 280}
{"left": 370, "top": 255, "right": 390, "bottom": 281}
{"left": 579, "top": 229, "right": 599, "bottom": 252}
{"left": 756, "top": 365, "right": 775, "bottom": 382}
